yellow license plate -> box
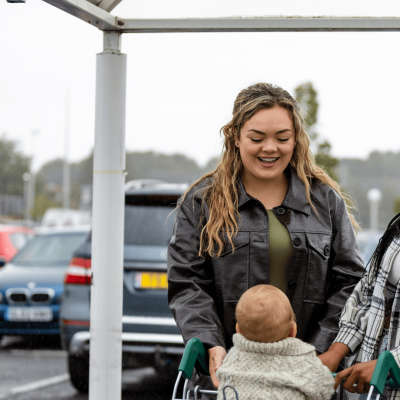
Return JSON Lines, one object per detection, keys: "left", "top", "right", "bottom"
{"left": 135, "top": 272, "right": 168, "bottom": 289}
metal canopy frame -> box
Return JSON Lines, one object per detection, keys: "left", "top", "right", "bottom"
{"left": 30, "top": 0, "right": 400, "bottom": 399}
{"left": 43, "top": 0, "right": 400, "bottom": 31}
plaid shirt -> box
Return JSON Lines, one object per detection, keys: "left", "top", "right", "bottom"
{"left": 334, "top": 235, "right": 400, "bottom": 399}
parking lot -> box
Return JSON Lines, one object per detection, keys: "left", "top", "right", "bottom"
{"left": 0, "top": 336, "right": 174, "bottom": 400}
{"left": 0, "top": 186, "right": 381, "bottom": 400}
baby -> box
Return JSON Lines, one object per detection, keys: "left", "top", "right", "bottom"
{"left": 216, "top": 285, "right": 335, "bottom": 400}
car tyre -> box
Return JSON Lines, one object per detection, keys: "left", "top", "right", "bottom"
{"left": 68, "top": 355, "right": 89, "bottom": 393}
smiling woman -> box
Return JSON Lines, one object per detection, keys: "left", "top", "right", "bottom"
{"left": 238, "top": 106, "right": 295, "bottom": 209}
{"left": 167, "top": 83, "right": 365, "bottom": 400}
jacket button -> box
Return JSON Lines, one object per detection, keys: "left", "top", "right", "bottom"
{"left": 276, "top": 207, "right": 286, "bottom": 215}
{"left": 293, "top": 237, "right": 301, "bottom": 246}
{"left": 288, "top": 280, "right": 297, "bottom": 290}
{"left": 324, "top": 245, "right": 330, "bottom": 257}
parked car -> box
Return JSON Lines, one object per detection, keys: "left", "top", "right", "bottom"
{"left": 39, "top": 208, "right": 91, "bottom": 230}
{"left": 356, "top": 229, "right": 383, "bottom": 267}
{"left": 0, "top": 226, "right": 90, "bottom": 340}
{"left": 0, "top": 225, "right": 34, "bottom": 263}
{"left": 60, "top": 180, "right": 187, "bottom": 393}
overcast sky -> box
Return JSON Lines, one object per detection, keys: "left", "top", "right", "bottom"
{"left": 2, "top": 0, "right": 400, "bottom": 172}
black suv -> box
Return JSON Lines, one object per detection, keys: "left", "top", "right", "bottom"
{"left": 59, "top": 180, "right": 187, "bottom": 392}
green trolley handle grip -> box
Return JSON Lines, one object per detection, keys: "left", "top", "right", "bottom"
{"left": 178, "top": 338, "right": 210, "bottom": 380}
{"left": 332, "top": 351, "right": 400, "bottom": 394}
{"left": 370, "top": 351, "right": 400, "bottom": 394}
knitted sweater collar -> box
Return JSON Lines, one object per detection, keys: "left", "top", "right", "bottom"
{"left": 232, "top": 333, "right": 316, "bottom": 356}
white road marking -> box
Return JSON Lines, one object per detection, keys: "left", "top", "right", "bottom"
{"left": 8, "top": 349, "right": 67, "bottom": 358}
{"left": 0, "top": 374, "right": 69, "bottom": 399}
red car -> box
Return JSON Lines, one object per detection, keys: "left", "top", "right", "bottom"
{"left": 0, "top": 226, "right": 34, "bottom": 263}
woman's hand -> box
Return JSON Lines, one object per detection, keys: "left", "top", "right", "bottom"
{"left": 208, "top": 346, "right": 227, "bottom": 388}
{"left": 334, "top": 360, "right": 378, "bottom": 394}
{"left": 318, "top": 342, "right": 350, "bottom": 372}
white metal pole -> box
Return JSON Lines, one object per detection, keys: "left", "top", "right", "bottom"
{"left": 63, "top": 88, "right": 71, "bottom": 209}
{"left": 89, "top": 31, "right": 127, "bottom": 400}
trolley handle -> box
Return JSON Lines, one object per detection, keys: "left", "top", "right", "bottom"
{"left": 178, "top": 338, "right": 210, "bottom": 380}
{"left": 369, "top": 351, "right": 400, "bottom": 394}
{"left": 333, "top": 351, "right": 400, "bottom": 397}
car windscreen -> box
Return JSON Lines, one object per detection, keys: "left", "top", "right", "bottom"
{"left": 124, "top": 195, "right": 178, "bottom": 246}
{"left": 10, "top": 233, "right": 32, "bottom": 250}
{"left": 11, "top": 232, "right": 87, "bottom": 266}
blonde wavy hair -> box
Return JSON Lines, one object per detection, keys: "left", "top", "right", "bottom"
{"left": 184, "top": 83, "right": 359, "bottom": 257}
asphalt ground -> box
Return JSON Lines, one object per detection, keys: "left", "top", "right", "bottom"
{"left": 0, "top": 335, "right": 175, "bottom": 400}
{"left": 0, "top": 335, "right": 359, "bottom": 400}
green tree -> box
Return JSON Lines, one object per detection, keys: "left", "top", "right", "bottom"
{"left": 315, "top": 141, "right": 338, "bottom": 182}
{"left": 72, "top": 151, "right": 93, "bottom": 186}
{"left": 294, "top": 82, "right": 319, "bottom": 140}
{"left": 394, "top": 198, "right": 400, "bottom": 214}
{"left": 202, "top": 156, "right": 220, "bottom": 174}
{"left": 294, "top": 82, "right": 338, "bottom": 181}
{"left": 31, "top": 194, "right": 57, "bottom": 221}
{"left": 35, "top": 152, "right": 94, "bottom": 212}
{"left": 0, "top": 135, "right": 30, "bottom": 196}
{"left": 125, "top": 151, "right": 201, "bottom": 183}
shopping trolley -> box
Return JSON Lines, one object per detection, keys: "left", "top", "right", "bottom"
{"left": 171, "top": 338, "right": 400, "bottom": 400}
{"left": 171, "top": 337, "right": 236, "bottom": 400}
{"left": 360, "top": 351, "right": 400, "bottom": 400}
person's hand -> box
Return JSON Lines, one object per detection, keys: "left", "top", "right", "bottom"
{"left": 208, "top": 346, "right": 227, "bottom": 388}
{"left": 318, "top": 342, "right": 350, "bottom": 372}
{"left": 334, "top": 360, "right": 378, "bottom": 394}
{"left": 318, "top": 352, "right": 342, "bottom": 372}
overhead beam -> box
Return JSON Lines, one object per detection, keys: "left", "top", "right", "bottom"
{"left": 120, "top": 17, "right": 400, "bottom": 33}
{"left": 42, "top": 0, "right": 121, "bottom": 30}
{"left": 97, "top": 0, "right": 123, "bottom": 12}
{"left": 38, "top": 2, "right": 400, "bottom": 33}
{"left": 86, "top": 0, "right": 122, "bottom": 12}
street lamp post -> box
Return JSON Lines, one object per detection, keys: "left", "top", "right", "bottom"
{"left": 27, "top": 130, "right": 40, "bottom": 223}
{"left": 22, "top": 172, "right": 30, "bottom": 223}
{"left": 63, "top": 88, "right": 71, "bottom": 209}
{"left": 367, "top": 188, "right": 382, "bottom": 231}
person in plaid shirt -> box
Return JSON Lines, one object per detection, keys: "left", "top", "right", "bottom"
{"left": 317, "top": 213, "right": 400, "bottom": 399}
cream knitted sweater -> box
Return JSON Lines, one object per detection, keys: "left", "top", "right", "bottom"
{"left": 216, "top": 334, "right": 335, "bottom": 400}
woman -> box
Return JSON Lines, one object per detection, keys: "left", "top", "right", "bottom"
{"left": 167, "top": 83, "right": 364, "bottom": 398}
{"left": 330, "top": 213, "right": 400, "bottom": 400}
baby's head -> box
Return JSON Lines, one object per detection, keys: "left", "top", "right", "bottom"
{"left": 235, "top": 285, "right": 297, "bottom": 343}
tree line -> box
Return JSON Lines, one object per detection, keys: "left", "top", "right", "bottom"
{"left": 1, "top": 82, "right": 399, "bottom": 230}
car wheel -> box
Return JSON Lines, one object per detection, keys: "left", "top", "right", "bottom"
{"left": 68, "top": 355, "right": 89, "bottom": 393}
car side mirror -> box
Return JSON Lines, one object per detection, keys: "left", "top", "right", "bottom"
{"left": 0, "top": 258, "right": 6, "bottom": 268}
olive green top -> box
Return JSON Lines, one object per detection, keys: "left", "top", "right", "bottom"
{"left": 267, "top": 210, "right": 293, "bottom": 293}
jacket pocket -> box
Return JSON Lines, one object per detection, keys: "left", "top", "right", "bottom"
{"left": 303, "top": 232, "right": 332, "bottom": 304}
{"left": 212, "top": 231, "right": 250, "bottom": 303}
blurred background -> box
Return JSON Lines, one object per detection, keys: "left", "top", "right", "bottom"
{"left": 1, "top": 1, "right": 400, "bottom": 398}
{"left": 2, "top": 1, "right": 400, "bottom": 231}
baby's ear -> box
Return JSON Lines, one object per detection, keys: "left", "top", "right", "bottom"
{"left": 288, "top": 321, "right": 297, "bottom": 338}
{"left": 236, "top": 322, "right": 242, "bottom": 334}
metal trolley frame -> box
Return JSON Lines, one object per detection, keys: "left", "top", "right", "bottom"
{"left": 171, "top": 338, "right": 400, "bottom": 400}
{"left": 171, "top": 338, "right": 236, "bottom": 400}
